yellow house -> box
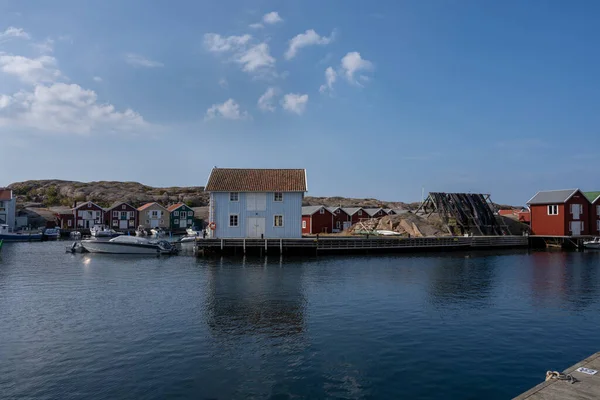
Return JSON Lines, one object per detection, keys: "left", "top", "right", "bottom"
{"left": 137, "top": 202, "right": 170, "bottom": 229}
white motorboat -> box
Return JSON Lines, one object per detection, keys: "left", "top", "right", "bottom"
{"left": 150, "top": 228, "right": 166, "bottom": 237}
{"left": 43, "top": 227, "right": 61, "bottom": 240}
{"left": 70, "top": 231, "right": 82, "bottom": 240}
{"left": 179, "top": 235, "right": 197, "bottom": 243}
{"left": 376, "top": 230, "right": 402, "bottom": 236}
{"left": 78, "top": 236, "right": 177, "bottom": 255}
{"left": 90, "top": 225, "right": 123, "bottom": 238}
{"left": 135, "top": 226, "right": 147, "bottom": 237}
{"left": 583, "top": 237, "right": 600, "bottom": 250}
{"left": 186, "top": 227, "right": 201, "bottom": 236}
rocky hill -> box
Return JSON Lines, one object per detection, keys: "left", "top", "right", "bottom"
{"left": 7, "top": 180, "right": 417, "bottom": 210}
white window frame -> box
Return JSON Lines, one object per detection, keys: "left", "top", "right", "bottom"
{"left": 152, "top": 210, "right": 158, "bottom": 217}
{"left": 122, "top": 205, "right": 126, "bottom": 210}
{"left": 336, "top": 209, "right": 340, "bottom": 214}
{"left": 230, "top": 192, "right": 239, "bottom": 202}
{"left": 113, "top": 211, "right": 118, "bottom": 217}
{"left": 229, "top": 214, "right": 239, "bottom": 227}
{"left": 68, "top": 220, "right": 72, "bottom": 227}
{"left": 597, "top": 220, "right": 600, "bottom": 232}
{"left": 174, "top": 218, "right": 179, "bottom": 224}
{"left": 274, "top": 215, "right": 284, "bottom": 227}
{"left": 319, "top": 208, "right": 325, "bottom": 214}
{"left": 547, "top": 205, "right": 559, "bottom": 215}
{"left": 597, "top": 205, "right": 600, "bottom": 216}
{"left": 181, "top": 211, "right": 186, "bottom": 218}
{"left": 174, "top": 211, "right": 179, "bottom": 217}
{"left": 302, "top": 220, "right": 307, "bottom": 229}
{"left": 113, "top": 219, "right": 118, "bottom": 227}
{"left": 358, "top": 210, "right": 363, "bottom": 216}
{"left": 274, "top": 192, "right": 283, "bottom": 202}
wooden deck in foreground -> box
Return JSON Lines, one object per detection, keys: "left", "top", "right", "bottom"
{"left": 514, "top": 351, "right": 600, "bottom": 400}
{"left": 194, "top": 235, "right": 528, "bottom": 255}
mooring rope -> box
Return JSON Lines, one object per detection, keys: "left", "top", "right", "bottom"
{"left": 546, "top": 370, "right": 578, "bottom": 384}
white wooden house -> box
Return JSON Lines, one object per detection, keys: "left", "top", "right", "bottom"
{"left": 205, "top": 168, "right": 307, "bottom": 238}
{"left": 0, "top": 188, "right": 16, "bottom": 231}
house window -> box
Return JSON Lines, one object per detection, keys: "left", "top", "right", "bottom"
{"left": 113, "top": 220, "right": 118, "bottom": 227}
{"left": 336, "top": 209, "right": 340, "bottom": 214}
{"left": 121, "top": 212, "right": 127, "bottom": 219}
{"left": 181, "top": 211, "right": 186, "bottom": 218}
{"left": 230, "top": 192, "right": 239, "bottom": 202}
{"left": 113, "top": 211, "right": 118, "bottom": 217}
{"left": 274, "top": 192, "right": 283, "bottom": 202}
{"left": 229, "top": 214, "right": 239, "bottom": 227}
{"left": 547, "top": 205, "right": 559, "bottom": 215}
{"left": 68, "top": 220, "right": 72, "bottom": 227}
{"left": 174, "top": 219, "right": 179, "bottom": 224}
{"left": 302, "top": 220, "right": 306, "bottom": 229}
{"left": 274, "top": 215, "right": 283, "bottom": 227}
{"left": 122, "top": 205, "right": 126, "bottom": 210}
{"left": 358, "top": 210, "right": 363, "bottom": 216}
{"left": 336, "top": 221, "right": 341, "bottom": 228}
{"left": 319, "top": 208, "right": 325, "bottom": 214}
{"left": 152, "top": 211, "right": 158, "bottom": 217}
{"left": 174, "top": 211, "right": 179, "bottom": 217}
{"left": 597, "top": 220, "right": 600, "bottom": 232}
{"left": 597, "top": 205, "right": 600, "bottom": 216}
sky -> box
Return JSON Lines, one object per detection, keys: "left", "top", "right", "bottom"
{"left": 1, "top": 0, "right": 599, "bottom": 205}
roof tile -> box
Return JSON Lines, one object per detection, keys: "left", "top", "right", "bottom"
{"left": 205, "top": 168, "right": 307, "bottom": 192}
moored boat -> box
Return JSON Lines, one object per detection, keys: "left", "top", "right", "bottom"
{"left": 583, "top": 237, "right": 600, "bottom": 250}
{"left": 150, "top": 227, "right": 167, "bottom": 237}
{"left": 78, "top": 235, "right": 177, "bottom": 255}
{"left": 43, "top": 227, "right": 61, "bottom": 240}
{"left": 0, "top": 224, "right": 42, "bottom": 242}
{"left": 90, "top": 225, "right": 123, "bottom": 238}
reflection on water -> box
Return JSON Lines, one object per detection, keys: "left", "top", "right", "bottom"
{"left": 204, "top": 256, "right": 306, "bottom": 337}
{"left": 2, "top": 243, "right": 600, "bottom": 399}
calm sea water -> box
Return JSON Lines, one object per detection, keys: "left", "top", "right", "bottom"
{"left": 1, "top": 242, "right": 600, "bottom": 399}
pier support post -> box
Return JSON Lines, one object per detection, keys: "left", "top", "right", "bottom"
{"left": 265, "top": 239, "right": 267, "bottom": 254}
{"left": 280, "top": 239, "right": 283, "bottom": 254}
{"left": 243, "top": 239, "right": 246, "bottom": 254}
{"left": 221, "top": 239, "right": 223, "bottom": 250}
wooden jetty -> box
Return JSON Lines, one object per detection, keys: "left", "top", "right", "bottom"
{"left": 529, "top": 235, "right": 593, "bottom": 250}
{"left": 194, "top": 235, "right": 528, "bottom": 256}
{"left": 514, "top": 351, "right": 600, "bottom": 400}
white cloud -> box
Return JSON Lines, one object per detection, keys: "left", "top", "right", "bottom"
{"left": 205, "top": 98, "right": 249, "bottom": 120}
{"left": 0, "top": 54, "right": 61, "bottom": 84}
{"left": 341, "top": 52, "right": 373, "bottom": 83}
{"left": 0, "top": 83, "right": 147, "bottom": 135}
{"left": 319, "top": 66, "right": 337, "bottom": 93}
{"left": 285, "top": 29, "right": 334, "bottom": 60}
{"left": 0, "top": 94, "right": 11, "bottom": 109}
{"left": 263, "top": 12, "right": 283, "bottom": 24}
{"left": 258, "top": 87, "right": 277, "bottom": 112}
{"left": 124, "top": 53, "right": 164, "bottom": 68}
{"left": 249, "top": 23, "right": 264, "bottom": 29}
{"left": 281, "top": 93, "right": 308, "bottom": 115}
{"left": 218, "top": 78, "right": 228, "bottom": 88}
{"left": 0, "top": 27, "right": 30, "bottom": 42}
{"left": 236, "top": 43, "right": 275, "bottom": 73}
{"left": 93, "top": 76, "right": 102, "bottom": 82}
{"left": 204, "top": 33, "right": 252, "bottom": 53}
{"left": 33, "top": 38, "right": 54, "bottom": 54}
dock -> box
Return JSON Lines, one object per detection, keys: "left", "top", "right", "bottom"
{"left": 514, "top": 351, "right": 600, "bottom": 400}
{"left": 194, "top": 235, "right": 528, "bottom": 256}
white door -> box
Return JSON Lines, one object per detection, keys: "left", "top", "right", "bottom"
{"left": 150, "top": 219, "right": 159, "bottom": 228}
{"left": 180, "top": 219, "right": 187, "bottom": 228}
{"left": 247, "top": 193, "right": 267, "bottom": 211}
{"left": 572, "top": 204, "right": 581, "bottom": 220}
{"left": 247, "top": 217, "right": 266, "bottom": 238}
{"left": 571, "top": 221, "right": 581, "bottom": 235}
{"left": 119, "top": 220, "right": 128, "bottom": 229}
{"left": 343, "top": 221, "right": 352, "bottom": 230}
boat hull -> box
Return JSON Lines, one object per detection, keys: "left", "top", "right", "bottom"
{"left": 584, "top": 243, "right": 600, "bottom": 250}
{"left": 80, "top": 240, "right": 172, "bottom": 254}
{"left": 0, "top": 233, "right": 43, "bottom": 242}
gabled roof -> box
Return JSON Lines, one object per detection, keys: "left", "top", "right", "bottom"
{"left": 0, "top": 189, "right": 13, "bottom": 201}
{"left": 527, "top": 189, "right": 581, "bottom": 205}
{"left": 167, "top": 203, "right": 191, "bottom": 212}
{"left": 105, "top": 201, "right": 135, "bottom": 211}
{"left": 205, "top": 168, "right": 307, "bottom": 192}
{"left": 584, "top": 191, "right": 600, "bottom": 204}
{"left": 326, "top": 206, "right": 346, "bottom": 214}
{"left": 137, "top": 202, "right": 168, "bottom": 211}
{"left": 363, "top": 208, "right": 383, "bottom": 216}
{"left": 341, "top": 207, "right": 363, "bottom": 215}
{"left": 73, "top": 201, "right": 102, "bottom": 210}
{"left": 302, "top": 206, "right": 328, "bottom": 216}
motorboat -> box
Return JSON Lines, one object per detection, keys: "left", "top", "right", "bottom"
{"left": 376, "top": 230, "right": 402, "bottom": 236}
{"left": 0, "top": 224, "right": 42, "bottom": 242}
{"left": 43, "top": 227, "right": 61, "bottom": 240}
{"left": 583, "top": 237, "right": 600, "bottom": 250}
{"left": 70, "top": 231, "right": 82, "bottom": 240}
{"left": 90, "top": 225, "right": 123, "bottom": 238}
{"left": 186, "top": 227, "right": 202, "bottom": 236}
{"left": 150, "top": 227, "right": 167, "bottom": 237}
{"left": 179, "top": 235, "right": 197, "bottom": 243}
{"left": 77, "top": 235, "right": 177, "bottom": 255}
{"left": 135, "top": 226, "right": 147, "bottom": 237}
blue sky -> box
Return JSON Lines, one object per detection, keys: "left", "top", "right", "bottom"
{"left": 1, "top": 0, "right": 599, "bottom": 205}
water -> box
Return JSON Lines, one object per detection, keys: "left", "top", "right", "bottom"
{"left": 1, "top": 242, "right": 600, "bottom": 399}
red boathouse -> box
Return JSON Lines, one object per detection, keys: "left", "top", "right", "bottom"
{"left": 527, "top": 189, "right": 590, "bottom": 236}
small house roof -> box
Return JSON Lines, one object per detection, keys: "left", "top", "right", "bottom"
{"left": 205, "top": 168, "right": 307, "bottom": 192}
{"left": 302, "top": 206, "right": 327, "bottom": 216}
{"left": 167, "top": 203, "right": 190, "bottom": 212}
{"left": 363, "top": 208, "right": 383, "bottom": 216}
{"left": 341, "top": 207, "right": 363, "bottom": 215}
{"left": 105, "top": 201, "right": 135, "bottom": 211}
{"left": 73, "top": 201, "right": 102, "bottom": 210}
{"left": 137, "top": 202, "right": 167, "bottom": 211}
{"left": 0, "top": 189, "right": 13, "bottom": 200}
{"left": 584, "top": 191, "right": 600, "bottom": 204}
{"left": 527, "top": 189, "right": 581, "bottom": 205}
{"left": 326, "top": 206, "right": 344, "bottom": 214}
